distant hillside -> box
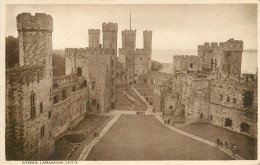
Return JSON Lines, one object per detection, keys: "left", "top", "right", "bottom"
{"left": 52, "top": 49, "right": 65, "bottom": 57}
{"left": 151, "top": 61, "right": 173, "bottom": 74}
{"left": 52, "top": 52, "right": 65, "bottom": 77}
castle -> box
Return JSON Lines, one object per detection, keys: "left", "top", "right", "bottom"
{"left": 5, "top": 12, "right": 257, "bottom": 161}
{"left": 155, "top": 39, "right": 257, "bottom": 138}
{"left": 5, "top": 13, "right": 152, "bottom": 160}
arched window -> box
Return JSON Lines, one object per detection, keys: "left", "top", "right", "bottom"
{"left": 83, "top": 80, "right": 87, "bottom": 87}
{"left": 77, "top": 68, "right": 82, "bottom": 76}
{"left": 190, "top": 63, "right": 193, "bottom": 68}
{"left": 62, "top": 90, "right": 67, "bottom": 100}
{"left": 240, "top": 122, "right": 249, "bottom": 133}
{"left": 225, "top": 118, "right": 232, "bottom": 127}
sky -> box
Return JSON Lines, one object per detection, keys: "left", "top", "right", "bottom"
{"left": 5, "top": 4, "right": 257, "bottom": 50}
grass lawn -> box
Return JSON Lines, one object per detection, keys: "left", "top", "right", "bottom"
{"left": 178, "top": 123, "right": 257, "bottom": 160}
{"left": 86, "top": 115, "right": 232, "bottom": 160}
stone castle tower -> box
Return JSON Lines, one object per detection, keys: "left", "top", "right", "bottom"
{"left": 17, "top": 13, "right": 53, "bottom": 79}
{"left": 198, "top": 39, "right": 243, "bottom": 78}
{"left": 122, "top": 30, "right": 136, "bottom": 50}
{"left": 88, "top": 29, "right": 100, "bottom": 48}
{"left": 6, "top": 13, "right": 54, "bottom": 160}
{"left": 102, "top": 23, "right": 118, "bottom": 55}
{"left": 143, "top": 30, "right": 152, "bottom": 69}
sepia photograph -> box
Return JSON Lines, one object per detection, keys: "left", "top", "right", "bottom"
{"left": 4, "top": 1, "right": 258, "bottom": 162}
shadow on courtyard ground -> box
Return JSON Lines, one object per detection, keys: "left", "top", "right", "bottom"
{"left": 86, "top": 114, "right": 233, "bottom": 160}
{"left": 49, "top": 113, "right": 114, "bottom": 160}
{"left": 178, "top": 123, "right": 257, "bottom": 160}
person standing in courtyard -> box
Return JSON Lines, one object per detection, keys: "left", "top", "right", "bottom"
{"left": 225, "top": 140, "right": 229, "bottom": 149}
{"left": 216, "top": 138, "right": 220, "bottom": 147}
{"left": 219, "top": 140, "right": 223, "bottom": 148}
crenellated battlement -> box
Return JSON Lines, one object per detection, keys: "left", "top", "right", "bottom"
{"left": 102, "top": 22, "right": 118, "bottom": 32}
{"left": 198, "top": 38, "right": 243, "bottom": 52}
{"left": 85, "top": 47, "right": 114, "bottom": 55}
{"left": 88, "top": 29, "right": 100, "bottom": 34}
{"left": 143, "top": 30, "right": 152, "bottom": 36}
{"left": 65, "top": 47, "right": 114, "bottom": 58}
{"left": 173, "top": 55, "right": 198, "bottom": 61}
{"left": 219, "top": 39, "right": 243, "bottom": 51}
{"left": 122, "top": 30, "right": 136, "bottom": 35}
{"left": 135, "top": 48, "right": 150, "bottom": 55}
{"left": 17, "top": 13, "right": 53, "bottom": 32}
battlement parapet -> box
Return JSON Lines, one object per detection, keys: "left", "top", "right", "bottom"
{"left": 88, "top": 29, "right": 100, "bottom": 34}
{"left": 143, "top": 30, "right": 152, "bottom": 36}
{"left": 102, "top": 22, "right": 118, "bottom": 32}
{"left": 85, "top": 47, "right": 114, "bottom": 55}
{"left": 173, "top": 55, "right": 198, "bottom": 61}
{"left": 65, "top": 47, "right": 114, "bottom": 57}
{"left": 219, "top": 39, "right": 243, "bottom": 51}
{"left": 198, "top": 39, "right": 243, "bottom": 51}
{"left": 17, "top": 13, "right": 53, "bottom": 32}
{"left": 122, "top": 30, "right": 136, "bottom": 35}
{"left": 135, "top": 48, "right": 145, "bottom": 55}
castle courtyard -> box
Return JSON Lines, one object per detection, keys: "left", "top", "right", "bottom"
{"left": 86, "top": 114, "right": 234, "bottom": 160}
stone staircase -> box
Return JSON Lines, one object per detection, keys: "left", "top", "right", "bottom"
{"left": 115, "top": 84, "right": 148, "bottom": 111}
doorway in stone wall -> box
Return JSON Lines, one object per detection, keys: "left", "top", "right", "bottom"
{"left": 97, "top": 103, "right": 100, "bottom": 110}
{"left": 111, "top": 103, "right": 114, "bottom": 109}
{"left": 240, "top": 122, "right": 249, "bottom": 133}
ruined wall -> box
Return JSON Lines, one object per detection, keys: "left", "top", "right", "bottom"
{"left": 64, "top": 48, "right": 88, "bottom": 78}
{"left": 173, "top": 55, "right": 202, "bottom": 74}
{"left": 185, "top": 78, "right": 211, "bottom": 124}
{"left": 198, "top": 39, "right": 243, "bottom": 77}
{"left": 209, "top": 80, "right": 257, "bottom": 137}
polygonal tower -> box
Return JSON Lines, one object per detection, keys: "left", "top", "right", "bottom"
{"left": 219, "top": 39, "right": 243, "bottom": 77}
{"left": 16, "top": 13, "right": 53, "bottom": 79}
{"left": 143, "top": 30, "right": 152, "bottom": 69}
{"left": 102, "top": 22, "right": 118, "bottom": 55}
{"left": 143, "top": 30, "right": 152, "bottom": 50}
{"left": 88, "top": 29, "right": 100, "bottom": 48}
{"left": 122, "top": 30, "right": 136, "bottom": 51}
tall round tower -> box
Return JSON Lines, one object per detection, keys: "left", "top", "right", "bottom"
{"left": 102, "top": 22, "right": 118, "bottom": 55}
{"left": 16, "top": 13, "right": 53, "bottom": 78}
{"left": 88, "top": 29, "right": 100, "bottom": 48}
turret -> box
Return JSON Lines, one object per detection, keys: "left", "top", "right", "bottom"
{"left": 102, "top": 22, "right": 118, "bottom": 55}
{"left": 16, "top": 13, "right": 53, "bottom": 79}
{"left": 122, "top": 30, "right": 136, "bottom": 50}
{"left": 88, "top": 29, "right": 100, "bottom": 48}
{"left": 143, "top": 30, "right": 152, "bottom": 50}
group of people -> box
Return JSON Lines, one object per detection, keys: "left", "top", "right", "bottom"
{"left": 216, "top": 138, "right": 237, "bottom": 157}
{"left": 164, "top": 118, "right": 170, "bottom": 124}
